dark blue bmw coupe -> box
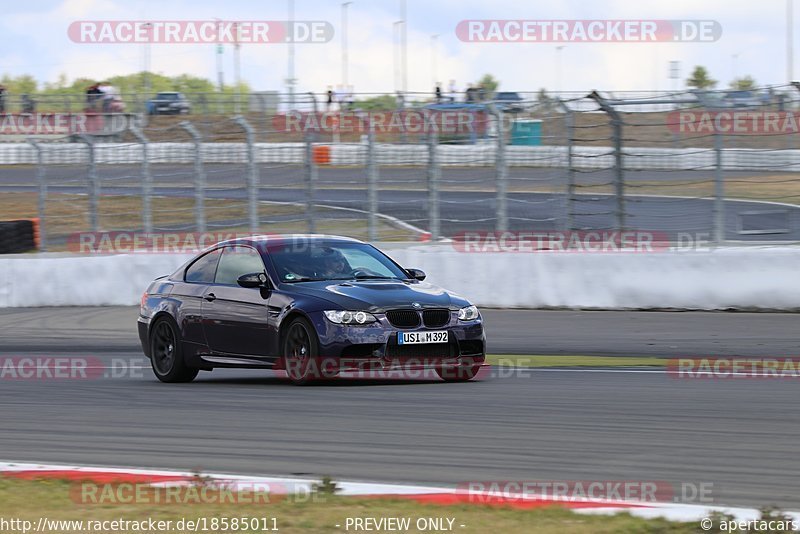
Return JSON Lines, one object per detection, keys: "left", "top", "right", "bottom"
{"left": 138, "top": 235, "right": 486, "bottom": 384}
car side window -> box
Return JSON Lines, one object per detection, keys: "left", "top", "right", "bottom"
{"left": 184, "top": 249, "right": 221, "bottom": 283}
{"left": 215, "top": 246, "right": 266, "bottom": 286}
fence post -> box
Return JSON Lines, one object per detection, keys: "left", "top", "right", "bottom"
{"left": 589, "top": 91, "right": 625, "bottom": 232}
{"left": 396, "top": 92, "right": 407, "bottom": 144}
{"left": 488, "top": 104, "right": 508, "bottom": 233}
{"left": 27, "top": 139, "right": 47, "bottom": 251}
{"left": 78, "top": 134, "right": 100, "bottom": 233}
{"left": 180, "top": 121, "right": 206, "bottom": 233}
{"left": 366, "top": 126, "right": 379, "bottom": 242}
{"left": 130, "top": 127, "right": 152, "bottom": 235}
{"left": 713, "top": 131, "right": 725, "bottom": 246}
{"left": 559, "top": 100, "right": 576, "bottom": 231}
{"left": 304, "top": 132, "right": 317, "bottom": 233}
{"left": 260, "top": 94, "right": 269, "bottom": 143}
{"left": 426, "top": 113, "right": 441, "bottom": 241}
{"left": 234, "top": 116, "right": 260, "bottom": 235}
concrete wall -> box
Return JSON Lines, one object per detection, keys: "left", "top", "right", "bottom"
{"left": 2, "top": 246, "right": 799, "bottom": 310}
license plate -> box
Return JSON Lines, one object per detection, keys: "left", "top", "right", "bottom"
{"left": 398, "top": 331, "right": 448, "bottom": 344}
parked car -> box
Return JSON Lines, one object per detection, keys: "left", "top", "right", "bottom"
{"left": 721, "top": 90, "right": 763, "bottom": 109}
{"left": 138, "top": 235, "right": 486, "bottom": 384}
{"left": 493, "top": 91, "right": 525, "bottom": 113}
{"left": 146, "top": 92, "right": 191, "bottom": 115}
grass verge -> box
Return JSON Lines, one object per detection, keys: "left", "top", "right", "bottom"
{"left": 0, "top": 192, "right": 418, "bottom": 248}
{"left": 0, "top": 477, "right": 698, "bottom": 533}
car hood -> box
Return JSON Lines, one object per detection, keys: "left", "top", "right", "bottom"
{"left": 284, "top": 279, "right": 470, "bottom": 311}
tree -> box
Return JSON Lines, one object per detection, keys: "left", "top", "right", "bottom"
{"left": 729, "top": 76, "right": 756, "bottom": 90}
{"left": 0, "top": 74, "right": 38, "bottom": 94}
{"left": 686, "top": 66, "right": 717, "bottom": 90}
{"left": 537, "top": 88, "right": 553, "bottom": 105}
{"left": 354, "top": 94, "right": 397, "bottom": 111}
{"left": 476, "top": 74, "right": 499, "bottom": 94}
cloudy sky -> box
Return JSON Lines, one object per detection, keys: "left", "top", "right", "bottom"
{"left": 0, "top": 0, "right": 795, "bottom": 94}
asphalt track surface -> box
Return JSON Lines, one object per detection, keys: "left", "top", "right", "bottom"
{"left": 3, "top": 164, "right": 800, "bottom": 239}
{"left": 1, "top": 307, "right": 799, "bottom": 509}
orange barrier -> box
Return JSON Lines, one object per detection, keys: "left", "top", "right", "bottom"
{"left": 30, "top": 218, "right": 40, "bottom": 250}
{"left": 312, "top": 145, "right": 331, "bottom": 165}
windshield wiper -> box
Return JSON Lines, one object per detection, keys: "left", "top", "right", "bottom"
{"left": 351, "top": 275, "right": 397, "bottom": 280}
{"left": 283, "top": 276, "right": 325, "bottom": 283}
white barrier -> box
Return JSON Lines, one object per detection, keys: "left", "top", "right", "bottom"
{"left": 2, "top": 142, "right": 800, "bottom": 170}
{"left": 2, "top": 247, "right": 800, "bottom": 310}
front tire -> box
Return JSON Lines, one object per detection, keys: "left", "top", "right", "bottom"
{"left": 149, "top": 317, "right": 198, "bottom": 383}
{"left": 282, "top": 317, "right": 334, "bottom": 385}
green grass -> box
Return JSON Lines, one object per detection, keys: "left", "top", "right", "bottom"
{"left": 486, "top": 354, "right": 667, "bottom": 368}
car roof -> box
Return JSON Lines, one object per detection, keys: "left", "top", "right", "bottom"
{"left": 215, "top": 234, "right": 364, "bottom": 248}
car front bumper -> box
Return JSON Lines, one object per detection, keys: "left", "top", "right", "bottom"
{"left": 306, "top": 310, "right": 486, "bottom": 372}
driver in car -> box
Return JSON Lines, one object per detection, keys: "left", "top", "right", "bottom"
{"left": 319, "top": 248, "right": 351, "bottom": 277}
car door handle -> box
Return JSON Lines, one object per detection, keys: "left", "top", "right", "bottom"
{"left": 204, "top": 293, "right": 216, "bottom": 302}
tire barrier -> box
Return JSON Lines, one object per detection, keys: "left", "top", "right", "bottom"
{"left": 0, "top": 219, "right": 38, "bottom": 254}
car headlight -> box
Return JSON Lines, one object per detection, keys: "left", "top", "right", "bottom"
{"left": 323, "top": 310, "right": 378, "bottom": 325}
{"left": 457, "top": 305, "right": 480, "bottom": 321}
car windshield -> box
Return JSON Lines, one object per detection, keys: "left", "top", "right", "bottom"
{"left": 156, "top": 93, "right": 178, "bottom": 100}
{"left": 267, "top": 242, "right": 408, "bottom": 283}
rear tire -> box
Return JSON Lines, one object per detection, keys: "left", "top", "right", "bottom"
{"left": 149, "top": 317, "right": 198, "bottom": 383}
{"left": 436, "top": 365, "right": 481, "bottom": 382}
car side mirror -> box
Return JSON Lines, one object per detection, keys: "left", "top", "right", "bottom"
{"left": 406, "top": 268, "right": 426, "bottom": 281}
{"left": 237, "top": 272, "right": 270, "bottom": 289}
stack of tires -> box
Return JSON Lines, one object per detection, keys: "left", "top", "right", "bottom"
{"left": 0, "top": 220, "right": 38, "bottom": 253}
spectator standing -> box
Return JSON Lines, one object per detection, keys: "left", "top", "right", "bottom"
{"left": 98, "top": 82, "right": 113, "bottom": 112}
{"left": 0, "top": 85, "right": 6, "bottom": 113}
{"left": 326, "top": 86, "right": 333, "bottom": 111}
{"left": 86, "top": 83, "right": 101, "bottom": 111}
{"left": 21, "top": 94, "right": 35, "bottom": 114}
{"left": 434, "top": 83, "right": 442, "bottom": 104}
{"left": 465, "top": 84, "right": 475, "bottom": 103}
